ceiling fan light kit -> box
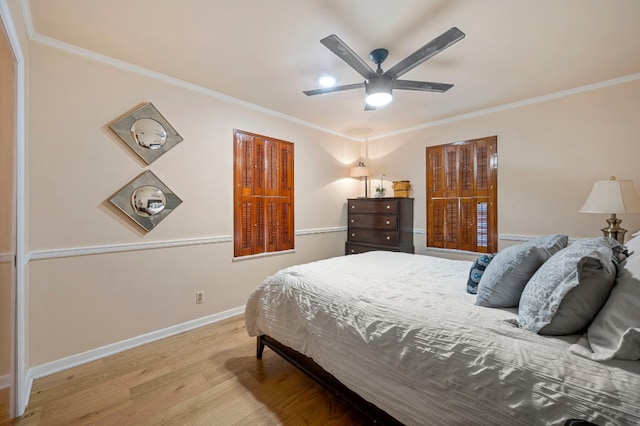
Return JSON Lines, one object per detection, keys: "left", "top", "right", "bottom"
{"left": 304, "top": 27, "right": 465, "bottom": 110}
{"left": 365, "top": 77, "right": 393, "bottom": 107}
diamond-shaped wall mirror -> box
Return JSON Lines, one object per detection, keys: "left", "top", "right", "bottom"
{"left": 109, "top": 103, "right": 183, "bottom": 164}
{"left": 109, "top": 170, "right": 182, "bottom": 232}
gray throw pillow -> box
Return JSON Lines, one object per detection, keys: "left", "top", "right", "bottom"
{"left": 518, "top": 241, "right": 617, "bottom": 335}
{"left": 475, "top": 234, "right": 568, "bottom": 307}
{"left": 565, "top": 236, "right": 629, "bottom": 264}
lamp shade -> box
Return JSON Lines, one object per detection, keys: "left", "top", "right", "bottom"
{"left": 350, "top": 163, "right": 369, "bottom": 178}
{"left": 579, "top": 177, "right": 640, "bottom": 214}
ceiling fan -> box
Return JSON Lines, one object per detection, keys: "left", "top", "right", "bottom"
{"left": 303, "top": 27, "right": 465, "bottom": 110}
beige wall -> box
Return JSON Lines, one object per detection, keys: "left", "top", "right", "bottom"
{"left": 27, "top": 45, "right": 359, "bottom": 249}
{"left": 26, "top": 43, "right": 361, "bottom": 366}
{"left": 24, "top": 34, "right": 640, "bottom": 369}
{"left": 28, "top": 232, "right": 347, "bottom": 365}
{"left": 366, "top": 80, "right": 640, "bottom": 251}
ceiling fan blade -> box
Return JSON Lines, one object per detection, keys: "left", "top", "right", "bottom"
{"left": 320, "top": 34, "right": 376, "bottom": 79}
{"left": 364, "top": 103, "right": 377, "bottom": 111}
{"left": 384, "top": 27, "right": 465, "bottom": 79}
{"left": 394, "top": 80, "right": 453, "bottom": 93}
{"left": 303, "top": 82, "right": 364, "bottom": 96}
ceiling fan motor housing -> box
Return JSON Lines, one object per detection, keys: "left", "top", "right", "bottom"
{"left": 369, "top": 48, "right": 389, "bottom": 69}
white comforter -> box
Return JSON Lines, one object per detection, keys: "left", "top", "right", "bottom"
{"left": 245, "top": 251, "right": 640, "bottom": 426}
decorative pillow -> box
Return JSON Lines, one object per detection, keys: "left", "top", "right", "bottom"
{"left": 475, "top": 234, "right": 568, "bottom": 307}
{"left": 518, "top": 243, "right": 616, "bottom": 335}
{"left": 568, "top": 236, "right": 629, "bottom": 264}
{"left": 569, "top": 255, "right": 640, "bottom": 361}
{"left": 466, "top": 254, "right": 495, "bottom": 294}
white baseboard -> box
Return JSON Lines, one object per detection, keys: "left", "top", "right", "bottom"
{"left": 0, "top": 374, "right": 11, "bottom": 390}
{"left": 26, "top": 305, "right": 245, "bottom": 390}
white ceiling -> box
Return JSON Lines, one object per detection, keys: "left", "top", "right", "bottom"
{"left": 28, "top": 0, "right": 640, "bottom": 139}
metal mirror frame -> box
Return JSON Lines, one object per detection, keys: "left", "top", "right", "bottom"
{"left": 109, "top": 170, "right": 182, "bottom": 232}
{"left": 109, "top": 103, "right": 183, "bottom": 164}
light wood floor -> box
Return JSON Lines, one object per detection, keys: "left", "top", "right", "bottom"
{"left": 0, "top": 388, "right": 10, "bottom": 423}
{"left": 3, "top": 315, "right": 369, "bottom": 425}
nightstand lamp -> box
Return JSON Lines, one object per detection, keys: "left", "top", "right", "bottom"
{"left": 350, "top": 162, "right": 370, "bottom": 198}
{"left": 579, "top": 176, "right": 640, "bottom": 243}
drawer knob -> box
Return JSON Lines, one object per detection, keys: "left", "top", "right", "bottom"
{"left": 350, "top": 250, "right": 354, "bottom": 253}
{"left": 386, "top": 221, "right": 390, "bottom": 225}
{"left": 351, "top": 233, "right": 355, "bottom": 237}
{"left": 351, "top": 219, "right": 355, "bottom": 223}
{"left": 351, "top": 205, "right": 355, "bottom": 209}
{"left": 386, "top": 205, "right": 391, "bottom": 209}
{"left": 386, "top": 236, "right": 391, "bottom": 240}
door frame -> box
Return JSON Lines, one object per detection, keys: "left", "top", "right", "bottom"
{"left": 0, "top": 0, "right": 26, "bottom": 417}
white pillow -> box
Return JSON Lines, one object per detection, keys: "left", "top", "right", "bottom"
{"left": 570, "top": 254, "right": 640, "bottom": 361}
{"left": 625, "top": 233, "right": 640, "bottom": 254}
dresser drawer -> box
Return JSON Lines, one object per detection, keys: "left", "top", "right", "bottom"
{"left": 348, "top": 199, "right": 398, "bottom": 214}
{"left": 348, "top": 214, "right": 397, "bottom": 230}
{"left": 345, "top": 243, "right": 384, "bottom": 255}
{"left": 348, "top": 229, "right": 399, "bottom": 246}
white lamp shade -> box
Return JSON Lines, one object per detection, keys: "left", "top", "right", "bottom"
{"left": 580, "top": 178, "right": 640, "bottom": 214}
{"left": 350, "top": 165, "right": 369, "bottom": 178}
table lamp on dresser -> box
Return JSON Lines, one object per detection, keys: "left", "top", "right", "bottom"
{"left": 350, "top": 162, "right": 370, "bottom": 198}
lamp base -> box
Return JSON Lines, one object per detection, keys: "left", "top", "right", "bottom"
{"left": 364, "top": 176, "right": 368, "bottom": 198}
{"left": 601, "top": 213, "right": 627, "bottom": 244}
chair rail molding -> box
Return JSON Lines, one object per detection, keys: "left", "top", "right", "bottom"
{"left": 29, "top": 227, "right": 349, "bottom": 261}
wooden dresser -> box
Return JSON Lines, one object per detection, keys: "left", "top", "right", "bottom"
{"left": 346, "top": 198, "right": 414, "bottom": 255}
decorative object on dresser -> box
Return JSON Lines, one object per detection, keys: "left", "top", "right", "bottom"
{"left": 392, "top": 180, "right": 411, "bottom": 197}
{"left": 375, "top": 173, "right": 386, "bottom": 198}
{"left": 346, "top": 197, "right": 414, "bottom": 254}
{"left": 579, "top": 176, "right": 640, "bottom": 243}
{"left": 349, "top": 161, "right": 370, "bottom": 198}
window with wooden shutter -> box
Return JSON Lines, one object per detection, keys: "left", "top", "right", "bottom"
{"left": 426, "top": 136, "right": 497, "bottom": 253}
{"left": 234, "top": 130, "right": 294, "bottom": 257}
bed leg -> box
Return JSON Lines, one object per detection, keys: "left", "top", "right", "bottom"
{"left": 256, "top": 335, "right": 265, "bottom": 359}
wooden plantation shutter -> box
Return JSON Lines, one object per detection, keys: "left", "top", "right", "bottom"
{"left": 426, "top": 136, "right": 497, "bottom": 253}
{"left": 234, "top": 130, "right": 294, "bottom": 257}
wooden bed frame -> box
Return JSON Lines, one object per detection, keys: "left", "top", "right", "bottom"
{"left": 256, "top": 335, "right": 403, "bottom": 425}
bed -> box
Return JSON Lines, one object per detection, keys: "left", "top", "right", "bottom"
{"left": 245, "top": 237, "right": 640, "bottom": 425}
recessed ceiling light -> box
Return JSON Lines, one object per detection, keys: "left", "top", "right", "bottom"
{"left": 318, "top": 75, "right": 336, "bottom": 87}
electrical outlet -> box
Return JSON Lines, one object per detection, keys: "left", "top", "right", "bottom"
{"left": 195, "top": 291, "right": 204, "bottom": 304}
